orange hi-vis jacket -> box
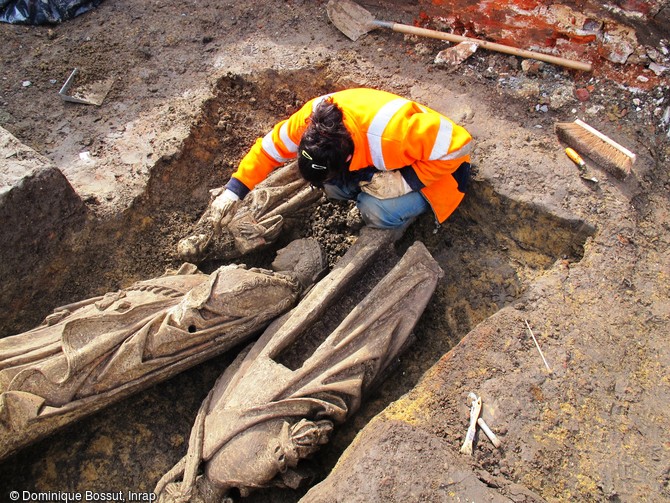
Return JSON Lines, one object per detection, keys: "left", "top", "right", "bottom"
{"left": 226, "top": 88, "right": 473, "bottom": 223}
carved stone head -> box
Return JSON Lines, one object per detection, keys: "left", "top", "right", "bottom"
{"left": 146, "top": 239, "right": 326, "bottom": 359}
{"left": 203, "top": 418, "right": 333, "bottom": 496}
{"left": 158, "top": 417, "right": 333, "bottom": 503}
{"left": 271, "top": 238, "right": 327, "bottom": 289}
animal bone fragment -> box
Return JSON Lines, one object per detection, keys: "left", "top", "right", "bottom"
{"left": 154, "top": 233, "right": 443, "bottom": 502}
{"left": 477, "top": 417, "right": 501, "bottom": 448}
{"left": 459, "top": 392, "right": 482, "bottom": 455}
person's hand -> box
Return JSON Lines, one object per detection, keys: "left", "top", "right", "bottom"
{"left": 359, "top": 170, "right": 412, "bottom": 199}
{"left": 210, "top": 189, "right": 240, "bottom": 232}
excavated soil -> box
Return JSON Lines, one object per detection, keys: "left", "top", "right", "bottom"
{"left": 0, "top": 1, "right": 669, "bottom": 502}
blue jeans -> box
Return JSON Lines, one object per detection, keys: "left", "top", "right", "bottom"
{"left": 324, "top": 176, "right": 430, "bottom": 229}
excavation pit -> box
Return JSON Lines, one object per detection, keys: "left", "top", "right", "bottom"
{"left": 0, "top": 68, "right": 595, "bottom": 500}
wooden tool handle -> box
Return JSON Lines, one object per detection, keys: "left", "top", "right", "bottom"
{"left": 382, "top": 22, "right": 592, "bottom": 72}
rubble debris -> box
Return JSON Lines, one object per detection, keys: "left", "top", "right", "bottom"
{"left": 419, "top": 0, "right": 669, "bottom": 88}
{"left": 434, "top": 41, "right": 478, "bottom": 67}
{"left": 575, "top": 88, "right": 591, "bottom": 102}
{"left": 549, "top": 84, "right": 576, "bottom": 109}
{"left": 648, "top": 62, "right": 668, "bottom": 76}
{"left": 521, "top": 59, "right": 544, "bottom": 75}
{"left": 328, "top": 0, "right": 592, "bottom": 71}
{"left": 601, "top": 25, "right": 637, "bottom": 64}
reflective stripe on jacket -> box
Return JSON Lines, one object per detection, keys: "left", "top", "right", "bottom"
{"left": 227, "top": 87, "right": 473, "bottom": 223}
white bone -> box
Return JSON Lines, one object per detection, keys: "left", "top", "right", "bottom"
{"left": 460, "top": 392, "right": 482, "bottom": 455}
{"left": 477, "top": 417, "right": 501, "bottom": 448}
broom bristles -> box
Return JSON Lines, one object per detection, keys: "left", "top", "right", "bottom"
{"left": 555, "top": 119, "right": 635, "bottom": 179}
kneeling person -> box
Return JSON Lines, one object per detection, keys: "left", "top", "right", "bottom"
{"left": 213, "top": 87, "right": 473, "bottom": 230}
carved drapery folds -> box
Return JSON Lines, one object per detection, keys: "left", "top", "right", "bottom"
{"left": 156, "top": 230, "right": 443, "bottom": 502}
{"left": 0, "top": 239, "right": 326, "bottom": 460}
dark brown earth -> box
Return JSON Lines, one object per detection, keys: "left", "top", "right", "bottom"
{"left": 0, "top": 0, "right": 668, "bottom": 502}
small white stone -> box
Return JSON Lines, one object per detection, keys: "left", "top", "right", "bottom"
{"left": 649, "top": 62, "right": 668, "bottom": 76}
{"left": 662, "top": 107, "right": 670, "bottom": 125}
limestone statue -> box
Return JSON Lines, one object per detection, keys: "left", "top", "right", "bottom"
{"left": 154, "top": 231, "right": 443, "bottom": 502}
{"left": 0, "top": 238, "right": 327, "bottom": 461}
{"left": 177, "top": 161, "right": 321, "bottom": 263}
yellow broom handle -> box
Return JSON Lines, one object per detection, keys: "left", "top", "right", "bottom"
{"left": 380, "top": 21, "right": 593, "bottom": 72}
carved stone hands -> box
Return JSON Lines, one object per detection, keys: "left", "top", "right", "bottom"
{"left": 235, "top": 215, "right": 283, "bottom": 241}
{"left": 230, "top": 214, "right": 284, "bottom": 256}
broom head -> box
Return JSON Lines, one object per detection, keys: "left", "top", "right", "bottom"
{"left": 555, "top": 119, "right": 635, "bottom": 179}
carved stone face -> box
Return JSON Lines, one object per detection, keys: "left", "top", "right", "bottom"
{"left": 203, "top": 418, "right": 333, "bottom": 496}
{"left": 271, "top": 238, "right": 327, "bottom": 288}
{"left": 204, "top": 420, "right": 289, "bottom": 493}
{"left": 166, "top": 273, "right": 229, "bottom": 333}
{"left": 166, "top": 265, "right": 299, "bottom": 333}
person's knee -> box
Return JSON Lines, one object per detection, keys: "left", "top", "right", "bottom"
{"left": 357, "top": 205, "right": 398, "bottom": 229}
{"left": 323, "top": 183, "right": 346, "bottom": 200}
{"left": 323, "top": 182, "right": 358, "bottom": 201}
{"left": 356, "top": 193, "right": 425, "bottom": 229}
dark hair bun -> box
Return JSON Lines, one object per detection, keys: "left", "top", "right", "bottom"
{"left": 298, "top": 98, "right": 354, "bottom": 187}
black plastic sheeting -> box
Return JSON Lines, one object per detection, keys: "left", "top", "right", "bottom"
{"left": 0, "top": 0, "right": 103, "bottom": 24}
